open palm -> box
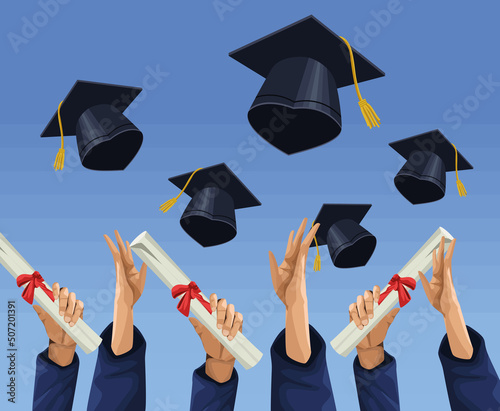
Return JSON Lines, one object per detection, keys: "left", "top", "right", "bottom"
{"left": 419, "top": 237, "right": 458, "bottom": 315}
{"left": 269, "top": 218, "right": 320, "bottom": 308}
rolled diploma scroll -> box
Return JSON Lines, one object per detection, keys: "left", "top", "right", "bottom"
{"left": 130, "top": 231, "right": 263, "bottom": 370}
{"left": 331, "top": 227, "right": 454, "bottom": 357}
{"left": 0, "top": 233, "right": 102, "bottom": 354}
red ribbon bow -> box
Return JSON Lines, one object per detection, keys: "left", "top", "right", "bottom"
{"left": 16, "top": 271, "right": 55, "bottom": 305}
{"left": 378, "top": 274, "right": 417, "bottom": 308}
{"left": 171, "top": 281, "right": 212, "bottom": 317}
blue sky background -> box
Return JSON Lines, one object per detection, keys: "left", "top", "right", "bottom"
{"left": 1, "top": 1, "right": 500, "bottom": 410}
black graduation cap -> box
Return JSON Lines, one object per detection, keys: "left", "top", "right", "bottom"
{"left": 389, "top": 130, "right": 473, "bottom": 205}
{"left": 229, "top": 15, "right": 385, "bottom": 155}
{"left": 161, "top": 163, "right": 262, "bottom": 247}
{"left": 41, "top": 80, "right": 143, "bottom": 171}
{"left": 310, "top": 204, "right": 376, "bottom": 269}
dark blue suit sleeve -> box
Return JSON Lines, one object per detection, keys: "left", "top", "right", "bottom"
{"left": 190, "top": 363, "right": 238, "bottom": 410}
{"left": 439, "top": 326, "right": 500, "bottom": 411}
{"left": 353, "top": 352, "right": 400, "bottom": 411}
{"left": 87, "top": 322, "right": 146, "bottom": 411}
{"left": 33, "top": 348, "right": 79, "bottom": 411}
{"left": 271, "top": 325, "right": 336, "bottom": 410}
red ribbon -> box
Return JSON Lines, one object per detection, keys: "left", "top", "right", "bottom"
{"left": 171, "top": 281, "right": 212, "bottom": 317}
{"left": 378, "top": 274, "right": 416, "bottom": 308}
{"left": 16, "top": 271, "right": 55, "bottom": 305}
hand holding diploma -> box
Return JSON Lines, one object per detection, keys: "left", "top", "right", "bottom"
{"left": 349, "top": 286, "right": 399, "bottom": 370}
{"left": 190, "top": 294, "right": 244, "bottom": 383}
{"left": 34, "top": 284, "right": 84, "bottom": 367}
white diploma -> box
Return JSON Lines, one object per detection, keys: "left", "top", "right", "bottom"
{"left": 130, "top": 231, "right": 263, "bottom": 370}
{"left": 0, "top": 233, "right": 102, "bottom": 354}
{"left": 331, "top": 227, "right": 454, "bottom": 357}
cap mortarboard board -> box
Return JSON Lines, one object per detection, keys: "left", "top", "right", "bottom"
{"left": 41, "top": 80, "right": 143, "bottom": 171}
{"left": 160, "top": 163, "right": 261, "bottom": 247}
{"left": 389, "top": 130, "right": 473, "bottom": 204}
{"left": 310, "top": 204, "right": 376, "bottom": 269}
{"left": 229, "top": 15, "right": 384, "bottom": 155}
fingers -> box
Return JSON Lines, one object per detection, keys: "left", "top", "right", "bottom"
{"left": 104, "top": 234, "right": 119, "bottom": 258}
{"left": 64, "top": 292, "right": 76, "bottom": 323}
{"left": 114, "top": 230, "right": 127, "bottom": 256}
{"left": 373, "top": 285, "right": 381, "bottom": 304}
{"left": 285, "top": 230, "right": 294, "bottom": 254}
{"left": 52, "top": 282, "right": 60, "bottom": 301}
{"left": 293, "top": 218, "right": 308, "bottom": 250}
{"left": 222, "top": 304, "right": 235, "bottom": 337}
{"left": 210, "top": 293, "right": 218, "bottom": 313}
{"left": 216, "top": 299, "right": 227, "bottom": 330}
{"left": 364, "top": 290, "right": 374, "bottom": 319}
{"left": 229, "top": 312, "right": 243, "bottom": 341}
{"left": 438, "top": 236, "right": 445, "bottom": 266}
{"left": 357, "top": 295, "right": 369, "bottom": 326}
{"left": 349, "top": 303, "right": 362, "bottom": 329}
{"left": 301, "top": 223, "right": 320, "bottom": 250}
{"left": 445, "top": 238, "right": 456, "bottom": 263}
{"left": 70, "top": 300, "right": 84, "bottom": 327}
{"left": 58, "top": 287, "right": 69, "bottom": 316}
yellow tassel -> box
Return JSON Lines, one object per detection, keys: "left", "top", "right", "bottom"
{"left": 54, "top": 101, "right": 65, "bottom": 171}
{"left": 160, "top": 168, "right": 204, "bottom": 213}
{"left": 312, "top": 221, "right": 321, "bottom": 272}
{"left": 451, "top": 143, "right": 467, "bottom": 197}
{"left": 339, "top": 36, "right": 381, "bottom": 129}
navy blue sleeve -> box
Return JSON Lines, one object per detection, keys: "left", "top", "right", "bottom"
{"left": 87, "top": 322, "right": 146, "bottom": 411}
{"left": 190, "top": 363, "right": 238, "bottom": 410}
{"left": 271, "top": 325, "right": 336, "bottom": 410}
{"left": 439, "top": 326, "right": 500, "bottom": 411}
{"left": 33, "top": 348, "right": 79, "bottom": 411}
{"left": 353, "top": 352, "right": 400, "bottom": 411}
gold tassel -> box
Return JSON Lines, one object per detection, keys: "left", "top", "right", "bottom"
{"left": 339, "top": 36, "right": 381, "bottom": 129}
{"left": 54, "top": 101, "right": 65, "bottom": 171}
{"left": 312, "top": 220, "right": 321, "bottom": 272}
{"left": 159, "top": 168, "right": 204, "bottom": 213}
{"left": 452, "top": 143, "right": 467, "bottom": 197}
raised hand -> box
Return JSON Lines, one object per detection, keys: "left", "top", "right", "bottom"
{"left": 419, "top": 237, "right": 473, "bottom": 359}
{"left": 105, "top": 230, "right": 147, "bottom": 356}
{"left": 189, "top": 293, "right": 243, "bottom": 383}
{"left": 349, "top": 286, "right": 399, "bottom": 369}
{"left": 269, "top": 218, "right": 320, "bottom": 363}
{"left": 269, "top": 218, "right": 320, "bottom": 309}
{"left": 418, "top": 237, "right": 458, "bottom": 316}
{"left": 33, "top": 283, "right": 84, "bottom": 366}
{"left": 104, "top": 230, "right": 147, "bottom": 308}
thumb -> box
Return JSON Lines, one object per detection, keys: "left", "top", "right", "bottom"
{"left": 379, "top": 307, "right": 399, "bottom": 332}
{"left": 33, "top": 305, "right": 47, "bottom": 323}
{"left": 419, "top": 271, "right": 431, "bottom": 299}
{"left": 189, "top": 317, "right": 204, "bottom": 338}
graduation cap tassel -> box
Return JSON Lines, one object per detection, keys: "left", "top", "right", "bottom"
{"left": 160, "top": 168, "right": 204, "bottom": 213}
{"left": 312, "top": 221, "right": 321, "bottom": 272}
{"left": 339, "top": 36, "right": 381, "bottom": 129}
{"left": 452, "top": 143, "right": 467, "bottom": 197}
{"left": 53, "top": 101, "right": 65, "bottom": 171}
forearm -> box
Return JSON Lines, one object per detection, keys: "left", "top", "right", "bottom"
{"left": 111, "top": 300, "right": 134, "bottom": 356}
{"left": 285, "top": 299, "right": 311, "bottom": 363}
{"left": 443, "top": 304, "right": 473, "bottom": 360}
